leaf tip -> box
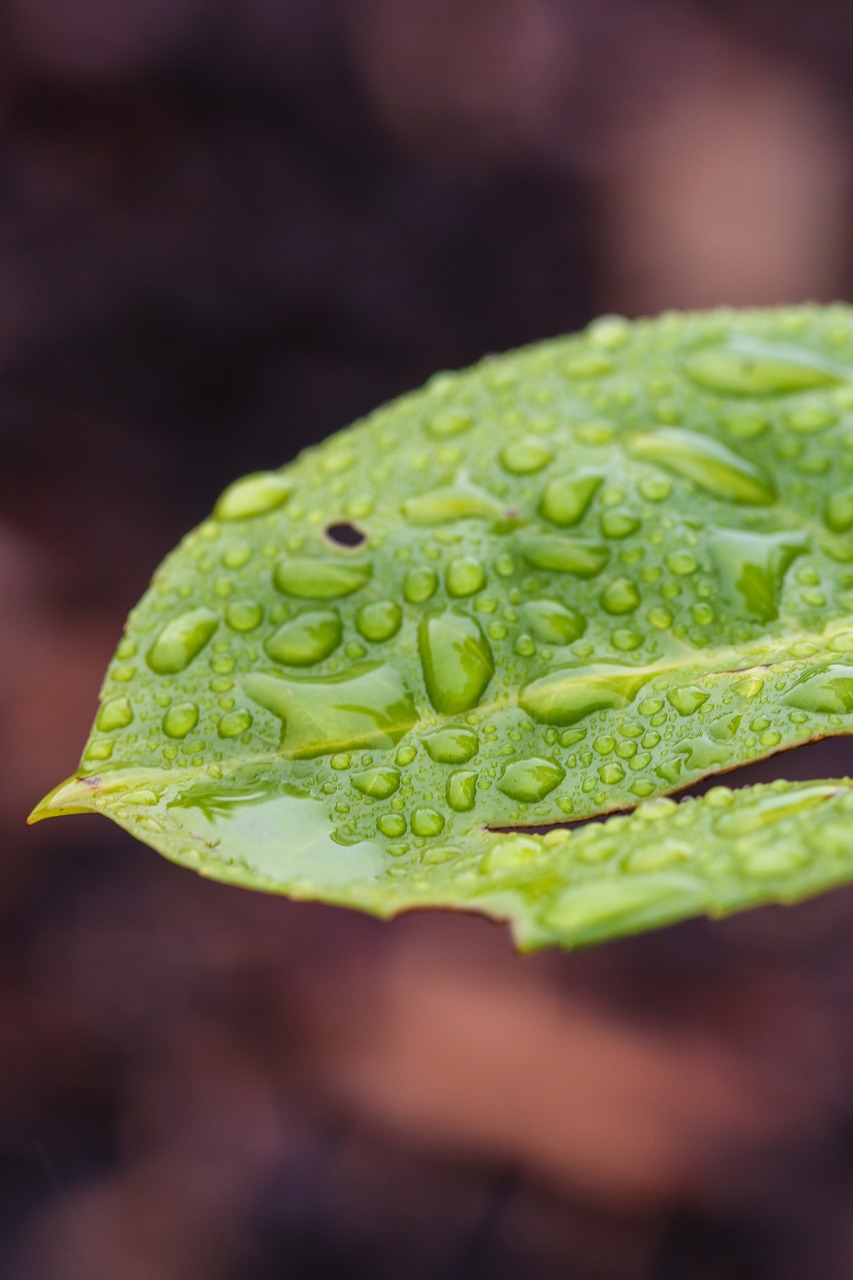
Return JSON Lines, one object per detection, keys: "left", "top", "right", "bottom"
{"left": 28, "top": 774, "right": 102, "bottom": 824}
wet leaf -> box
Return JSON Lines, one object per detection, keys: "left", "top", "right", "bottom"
{"left": 30, "top": 306, "right": 853, "bottom": 948}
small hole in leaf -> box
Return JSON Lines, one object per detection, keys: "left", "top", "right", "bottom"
{"left": 324, "top": 521, "right": 368, "bottom": 549}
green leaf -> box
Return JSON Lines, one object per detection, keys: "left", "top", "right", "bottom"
{"left": 29, "top": 305, "right": 853, "bottom": 948}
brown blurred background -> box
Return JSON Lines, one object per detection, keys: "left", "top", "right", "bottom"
{"left": 6, "top": 2, "right": 853, "bottom": 1276}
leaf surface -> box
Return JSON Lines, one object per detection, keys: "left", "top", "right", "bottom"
{"left": 31, "top": 306, "right": 853, "bottom": 947}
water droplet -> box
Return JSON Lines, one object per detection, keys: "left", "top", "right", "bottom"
{"left": 418, "top": 610, "right": 494, "bottom": 713}
{"left": 665, "top": 551, "right": 698, "bottom": 576}
{"left": 520, "top": 663, "right": 649, "bottom": 725}
{"left": 498, "top": 756, "right": 565, "bottom": 802}
{"left": 601, "top": 577, "right": 640, "bottom": 614}
{"left": 714, "top": 784, "right": 840, "bottom": 836}
{"left": 447, "top": 770, "right": 477, "bottom": 812}
{"left": 163, "top": 701, "right": 199, "bottom": 739}
{"left": 600, "top": 510, "right": 640, "bottom": 539}
{"left": 539, "top": 473, "right": 601, "bottom": 526}
{"left": 500, "top": 436, "right": 553, "bottom": 474}
{"left": 825, "top": 486, "right": 853, "bottom": 533}
{"left": 423, "top": 727, "right": 479, "bottom": 763}
{"left": 667, "top": 685, "right": 708, "bottom": 716}
{"left": 85, "top": 740, "right": 114, "bottom": 761}
{"left": 522, "top": 599, "right": 586, "bottom": 645}
{"left": 226, "top": 600, "right": 264, "bottom": 632}
{"left": 404, "top": 567, "right": 438, "bottom": 603}
{"left": 274, "top": 558, "right": 371, "bottom": 599}
{"left": 356, "top": 600, "right": 402, "bottom": 642}
{"left": 426, "top": 410, "right": 473, "bottom": 438}
{"left": 516, "top": 534, "right": 609, "bottom": 578}
{"left": 351, "top": 767, "right": 401, "bottom": 799}
{"left": 379, "top": 813, "right": 406, "bottom": 837}
{"left": 411, "top": 807, "right": 445, "bottom": 837}
{"left": 629, "top": 429, "right": 776, "bottom": 504}
{"left": 786, "top": 405, "right": 836, "bottom": 433}
{"left": 265, "top": 610, "right": 342, "bottom": 666}
{"left": 243, "top": 662, "right": 418, "bottom": 758}
{"left": 784, "top": 664, "right": 853, "bottom": 715}
{"left": 402, "top": 483, "right": 503, "bottom": 525}
{"left": 218, "top": 709, "right": 252, "bottom": 738}
{"left": 684, "top": 339, "right": 842, "bottom": 395}
{"left": 147, "top": 607, "right": 219, "bottom": 674}
{"left": 215, "top": 471, "right": 292, "bottom": 520}
{"left": 97, "top": 697, "right": 133, "bottom": 732}
{"left": 446, "top": 556, "right": 486, "bottom": 598}
{"left": 481, "top": 835, "right": 542, "bottom": 873}
{"left": 709, "top": 529, "right": 808, "bottom": 622}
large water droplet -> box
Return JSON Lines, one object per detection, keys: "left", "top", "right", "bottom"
{"left": 522, "top": 599, "right": 586, "bottom": 645}
{"left": 684, "top": 338, "right": 843, "bottom": 395}
{"left": 714, "top": 784, "right": 840, "bottom": 836}
{"left": 97, "top": 697, "right": 133, "bottom": 732}
{"left": 163, "top": 701, "right": 199, "bottom": 739}
{"left": 147, "top": 607, "right": 219, "bottom": 674}
{"left": 215, "top": 471, "right": 293, "bottom": 520}
{"left": 500, "top": 436, "right": 553, "bottom": 474}
{"left": 411, "top": 808, "right": 445, "bottom": 837}
{"left": 516, "top": 534, "right": 609, "bottom": 577}
{"left": 825, "top": 486, "right": 853, "bottom": 533}
{"left": 541, "top": 874, "right": 706, "bottom": 940}
{"left": 667, "top": 685, "right": 709, "bottom": 716}
{"left": 351, "top": 767, "right": 401, "bottom": 799}
{"left": 539, "top": 473, "right": 602, "bottom": 526}
{"left": 356, "top": 600, "right": 402, "bottom": 642}
{"left": 274, "top": 558, "right": 371, "bottom": 599}
{"left": 404, "top": 567, "right": 438, "bottom": 603}
{"left": 498, "top": 756, "right": 565, "bottom": 802}
{"left": 243, "top": 662, "right": 418, "bottom": 758}
{"left": 265, "top": 610, "right": 342, "bottom": 666}
{"left": 600, "top": 577, "right": 640, "bottom": 615}
{"left": 226, "top": 601, "right": 264, "bottom": 632}
{"left": 447, "top": 770, "right": 477, "bottom": 812}
{"left": 218, "top": 709, "right": 252, "bottom": 738}
{"left": 784, "top": 664, "right": 853, "bottom": 714}
{"left": 519, "top": 663, "right": 648, "bottom": 725}
{"left": 402, "top": 482, "right": 504, "bottom": 526}
{"left": 423, "top": 727, "right": 479, "bottom": 763}
{"left": 709, "top": 529, "right": 808, "bottom": 622}
{"left": 446, "top": 556, "right": 486, "bottom": 598}
{"left": 628, "top": 429, "right": 776, "bottom": 504}
{"left": 418, "top": 610, "right": 494, "bottom": 714}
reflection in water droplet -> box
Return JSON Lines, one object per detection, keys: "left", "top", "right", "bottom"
{"left": 523, "top": 600, "right": 586, "bottom": 645}
{"left": 274, "top": 558, "right": 371, "bottom": 599}
{"left": 447, "top": 770, "right": 477, "bottom": 812}
{"left": 784, "top": 664, "right": 853, "bottom": 714}
{"left": 500, "top": 436, "right": 553, "bottom": 474}
{"left": 423, "top": 727, "right": 479, "bottom": 763}
{"left": 147, "top": 608, "right": 219, "bottom": 674}
{"left": 629, "top": 429, "right": 776, "bottom": 504}
{"left": 356, "top": 600, "right": 402, "bottom": 642}
{"left": 243, "top": 662, "right": 418, "bottom": 758}
{"left": 404, "top": 567, "right": 438, "bottom": 603}
{"left": 684, "top": 340, "right": 842, "bottom": 395}
{"left": 265, "top": 610, "right": 342, "bottom": 666}
{"left": 520, "top": 663, "right": 648, "bottom": 725}
{"left": 351, "top": 767, "right": 401, "bottom": 799}
{"left": 215, "top": 471, "right": 293, "bottom": 520}
{"left": 709, "top": 529, "right": 808, "bottom": 622}
{"left": 163, "top": 702, "right": 200, "bottom": 739}
{"left": 498, "top": 756, "right": 565, "bottom": 802}
{"left": 516, "top": 534, "right": 609, "bottom": 577}
{"left": 418, "top": 610, "right": 494, "bottom": 714}
{"left": 446, "top": 557, "right": 486, "bottom": 598}
{"left": 539, "top": 473, "right": 602, "bottom": 526}
{"left": 97, "top": 697, "right": 133, "bottom": 731}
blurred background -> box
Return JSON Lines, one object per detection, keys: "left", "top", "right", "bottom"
{"left": 5, "top": 1, "right": 853, "bottom": 1276}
